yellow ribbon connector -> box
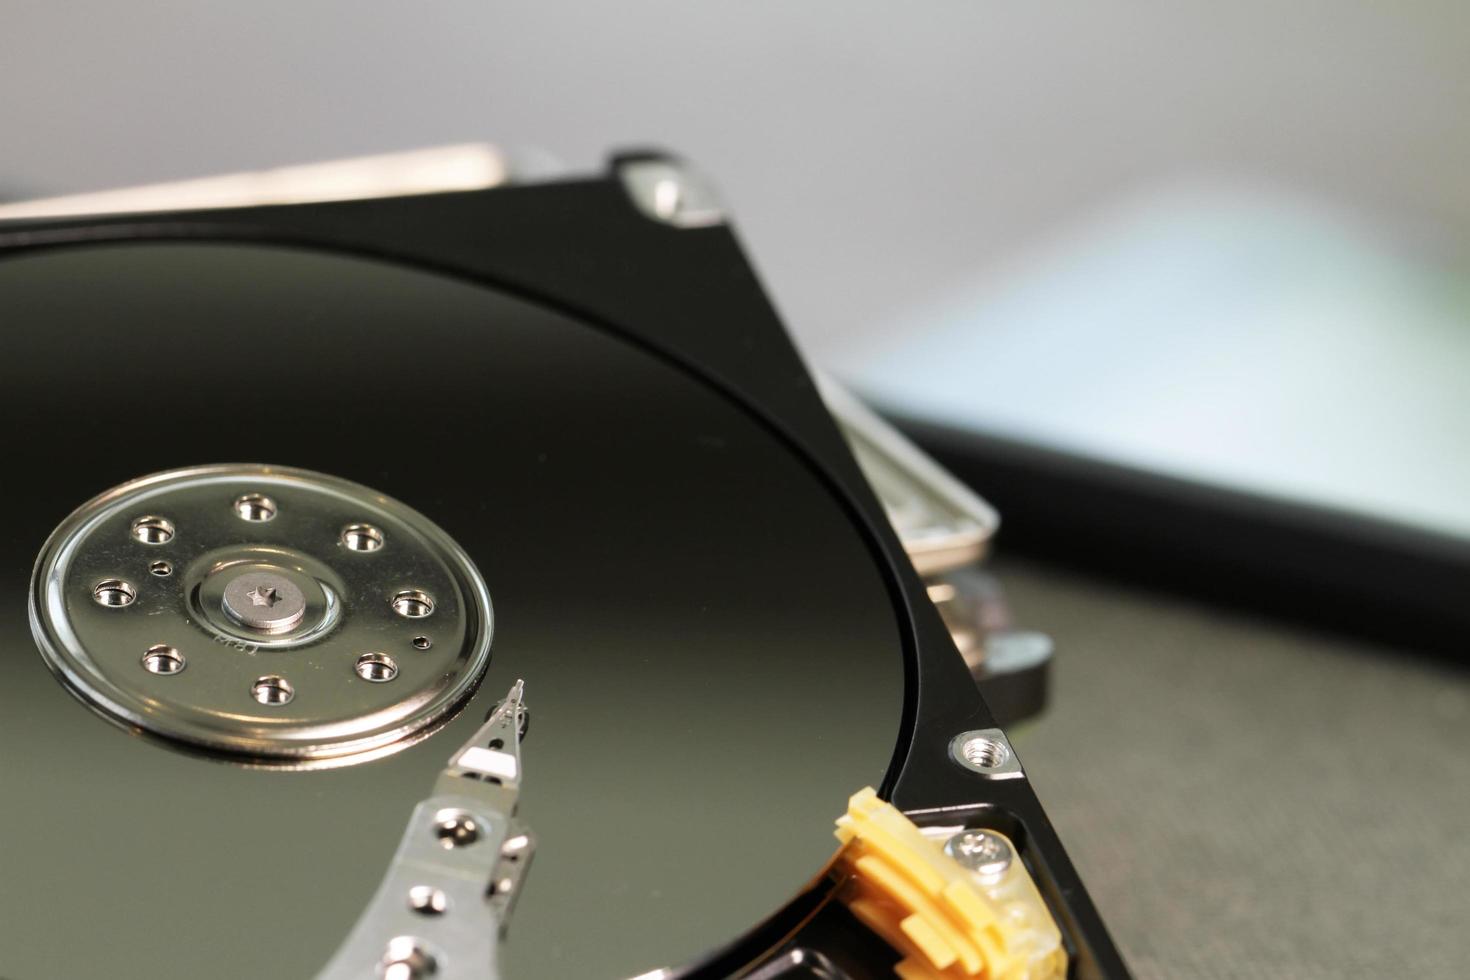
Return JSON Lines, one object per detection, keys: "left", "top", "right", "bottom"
{"left": 832, "top": 788, "right": 1067, "bottom": 980}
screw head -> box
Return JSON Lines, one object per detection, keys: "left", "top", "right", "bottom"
{"left": 944, "top": 829, "right": 1013, "bottom": 879}
{"left": 433, "top": 808, "right": 480, "bottom": 848}
{"left": 380, "top": 936, "right": 437, "bottom": 980}
{"left": 221, "top": 571, "right": 307, "bottom": 633}
{"left": 407, "top": 885, "right": 449, "bottom": 916}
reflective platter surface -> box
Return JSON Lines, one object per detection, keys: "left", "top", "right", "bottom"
{"left": 0, "top": 243, "right": 903, "bottom": 979}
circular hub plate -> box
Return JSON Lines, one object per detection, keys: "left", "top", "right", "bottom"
{"left": 31, "top": 465, "right": 493, "bottom": 763}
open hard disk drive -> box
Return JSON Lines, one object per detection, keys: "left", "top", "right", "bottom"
{"left": 0, "top": 148, "right": 1128, "bottom": 980}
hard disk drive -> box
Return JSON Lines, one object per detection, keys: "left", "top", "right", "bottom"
{"left": 0, "top": 152, "right": 1128, "bottom": 980}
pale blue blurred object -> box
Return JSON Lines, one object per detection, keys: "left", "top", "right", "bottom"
{"left": 836, "top": 184, "right": 1470, "bottom": 541}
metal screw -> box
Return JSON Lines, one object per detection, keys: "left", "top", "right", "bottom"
{"left": 222, "top": 571, "right": 306, "bottom": 633}
{"left": 433, "top": 808, "right": 480, "bottom": 848}
{"left": 407, "top": 885, "right": 449, "bottom": 916}
{"left": 944, "top": 829, "right": 1013, "bottom": 880}
{"left": 380, "top": 937, "right": 437, "bottom": 980}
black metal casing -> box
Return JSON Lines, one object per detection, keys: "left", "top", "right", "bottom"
{"left": 0, "top": 161, "right": 1127, "bottom": 979}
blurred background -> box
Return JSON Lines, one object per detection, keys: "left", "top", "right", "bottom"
{"left": 8, "top": 2, "right": 1470, "bottom": 543}
{"left": 5, "top": 3, "right": 1468, "bottom": 977}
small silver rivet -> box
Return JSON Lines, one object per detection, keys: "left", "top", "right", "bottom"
{"left": 407, "top": 885, "right": 449, "bottom": 916}
{"left": 433, "top": 808, "right": 480, "bottom": 848}
{"left": 380, "top": 937, "right": 437, "bottom": 980}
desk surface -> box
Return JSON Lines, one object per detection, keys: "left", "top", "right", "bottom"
{"left": 1002, "top": 558, "right": 1470, "bottom": 979}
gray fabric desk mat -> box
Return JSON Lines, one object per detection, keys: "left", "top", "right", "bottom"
{"left": 1002, "top": 558, "right": 1470, "bottom": 979}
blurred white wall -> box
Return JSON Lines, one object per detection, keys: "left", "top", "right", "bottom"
{"left": 4, "top": 1, "right": 1468, "bottom": 359}
{"left": 7, "top": 3, "right": 1470, "bottom": 532}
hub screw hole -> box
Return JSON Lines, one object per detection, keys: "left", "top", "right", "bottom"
{"left": 130, "top": 516, "right": 175, "bottom": 545}
{"left": 392, "top": 590, "right": 435, "bottom": 619}
{"left": 233, "top": 493, "right": 277, "bottom": 522}
{"left": 141, "top": 645, "right": 185, "bottom": 674}
{"left": 355, "top": 653, "right": 399, "bottom": 683}
{"left": 93, "top": 579, "right": 136, "bottom": 607}
{"left": 341, "top": 523, "right": 385, "bottom": 552}
{"left": 251, "top": 675, "right": 294, "bottom": 705}
{"left": 149, "top": 560, "right": 173, "bottom": 577}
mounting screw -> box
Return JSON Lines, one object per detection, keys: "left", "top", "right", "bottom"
{"left": 222, "top": 571, "right": 307, "bottom": 633}
{"left": 944, "top": 829, "right": 1013, "bottom": 880}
